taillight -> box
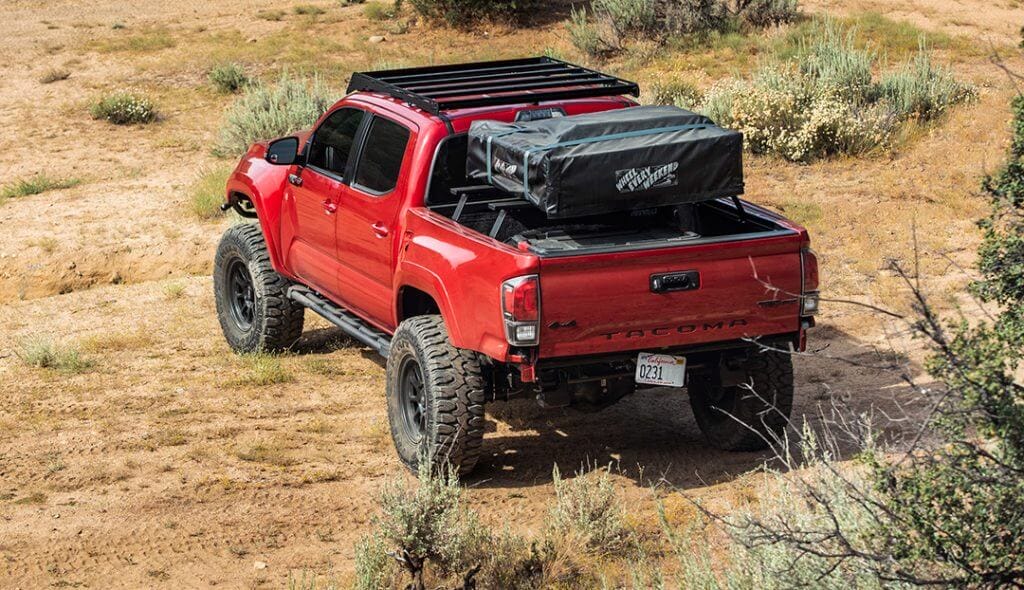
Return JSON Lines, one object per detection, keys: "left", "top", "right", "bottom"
{"left": 501, "top": 275, "right": 540, "bottom": 346}
{"left": 801, "top": 247, "right": 820, "bottom": 316}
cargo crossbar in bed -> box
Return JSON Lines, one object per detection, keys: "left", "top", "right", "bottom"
{"left": 347, "top": 57, "right": 640, "bottom": 114}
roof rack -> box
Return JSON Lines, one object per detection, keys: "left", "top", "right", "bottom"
{"left": 347, "top": 57, "right": 639, "bottom": 115}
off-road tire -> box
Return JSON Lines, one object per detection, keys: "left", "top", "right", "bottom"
{"left": 688, "top": 350, "right": 794, "bottom": 451}
{"left": 213, "top": 223, "right": 304, "bottom": 353}
{"left": 386, "top": 315, "right": 487, "bottom": 476}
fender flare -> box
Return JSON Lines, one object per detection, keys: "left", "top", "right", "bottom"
{"left": 393, "top": 263, "right": 467, "bottom": 349}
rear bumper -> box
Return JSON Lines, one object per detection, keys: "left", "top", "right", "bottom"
{"left": 493, "top": 332, "right": 802, "bottom": 405}
{"left": 535, "top": 333, "right": 799, "bottom": 371}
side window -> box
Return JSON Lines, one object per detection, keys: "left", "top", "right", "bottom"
{"left": 353, "top": 116, "right": 410, "bottom": 195}
{"left": 307, "top": 107, "right": 365, "bottom": 177}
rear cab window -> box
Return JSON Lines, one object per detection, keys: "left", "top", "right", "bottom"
{"left": 352, "top": 115, "right": 411, "bottom": 196}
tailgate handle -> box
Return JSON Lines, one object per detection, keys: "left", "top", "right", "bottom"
{"left": 651, "top": 271, "right": 700, "bottom": 293}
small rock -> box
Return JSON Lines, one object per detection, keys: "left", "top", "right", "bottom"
{"left": 254, "top": 560, "right": 267, "bottom": 570}
{"left": 247, "top": 37, "right": 257, "bottom": 43}
{"left": 368, "top": 35, "right": 386, "bottom": 43}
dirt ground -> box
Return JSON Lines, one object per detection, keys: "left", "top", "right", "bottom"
{"left": 1, "top": 0, "right": 1022, "bottom": 588}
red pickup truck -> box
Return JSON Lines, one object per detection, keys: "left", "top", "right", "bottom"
{"left": 214, "top": 58, "right": 818, "bottom": 474}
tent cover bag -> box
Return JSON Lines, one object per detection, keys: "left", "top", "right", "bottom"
{"left": 466, "top": 105, "right": 744, "bottom": 219}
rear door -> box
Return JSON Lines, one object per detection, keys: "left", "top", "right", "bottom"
{"left": 535, "top": 235, "right": 804, "bottom": 358}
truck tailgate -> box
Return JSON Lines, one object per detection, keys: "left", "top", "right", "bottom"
{"left": 537, "top": 233, "right": 804, "bottom": 358}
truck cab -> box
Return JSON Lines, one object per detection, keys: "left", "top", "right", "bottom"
{"left": 214, "top": 57, "right": 818, "bottom": 475}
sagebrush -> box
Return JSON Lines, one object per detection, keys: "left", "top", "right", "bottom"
{"left": 216, "top": 73, "right": 333, "bottom": 156}
{"left": 209, "top": 63, "right": 250, "bottom": 93}
{"left": 408, "top": 0, "right": 539, "bottom": 28}
{"left": 569, "top": 0, "right": 800, "bottom": 56}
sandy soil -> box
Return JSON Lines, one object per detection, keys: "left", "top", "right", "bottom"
{"left": 1, "top": 0, "right": 1021, "bottom": 587}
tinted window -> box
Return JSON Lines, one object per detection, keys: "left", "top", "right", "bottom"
{"left": 353, "top": 116, "right": 410, "bottom": 194}
{"left": 308, "top": 108, "right": 365, "bottom": 177}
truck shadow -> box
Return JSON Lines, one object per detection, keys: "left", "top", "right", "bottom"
{"left": 469, "top": 324, "right": 929, "bottom": 491}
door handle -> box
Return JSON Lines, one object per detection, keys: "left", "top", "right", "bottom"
{"left": 322, "top": 199, "right": 338, "bottom": 215}
{"left": 371, "top": 222, "right": 389, "bottom": 238}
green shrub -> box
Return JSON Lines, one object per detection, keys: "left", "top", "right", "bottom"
{"left": 567, "top": 8, "right": 616, "bottom": 58}
{"left": 293, "top": 4, "right": 326, "bottom": 15}
{"left": 1, "top": 173, "right": 81, "bottom": 203}
{"left": 353, "top": 534, "right": 394, "bottom": 590}
{"left": 797, "top": 23, "right": 874, "bottom": 103}
{"left": 374, "top": 464, "right": 469, "bottom": 586}
{"left": 216, "top": 73, "right": 334, "bottom": 156}
{"left": 549, "top": 464, "right": 629, "bottom": 554}
{"left": 90, "top": 91, "right": 157, "bottom": 125}
{"left": 571, "top": 0, "right": 796, "bottom": 57}
{"left": 363, "top": 1, "right": 392, "bottom": 20}
{"left": 189, "top": 165, "right": 232, "bottom": 220}
{"left": 408, "top": 0, "right": 538, "bottom": 28}
{"left": 358, "top": 462, "right": 545, "bottom": 589}
{"left": 647, "top": 78, "right": 702, "bottom": 109}
{"left": 661, "top": 0, "right": 731, "bottom": 37}
{"left": 208, "top": 63, "right": 250, "bottom": 94}
{"left": 734, "top": 0, "right": 800, "bottom": 27}
{"left": 593, "top": 0, "right": 658, "bottom": 41}
{"left": 878, "top": 46, "right": 976, "bottom": 121}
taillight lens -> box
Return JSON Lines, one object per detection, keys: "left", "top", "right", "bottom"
{"left": 801, "top": 248, "right": 820, "bottom": 316}
{"left": 501, "top": 275, "right": 540, "bottom": 346}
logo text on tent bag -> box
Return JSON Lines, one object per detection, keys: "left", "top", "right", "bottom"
{"left": 615, "top": 162, "right": 679, "bottom": 193}
{"left": 493, "top": 158, "right": 519, "bottom": 178}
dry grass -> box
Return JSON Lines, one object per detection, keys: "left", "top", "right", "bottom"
{"left": 39, "top": 67, "right": 70, "bottom": 83}
{"left": 17, "top": 337, "right": 94, "bottom": 374}
{"left": 229, "top": 353, "right": 295, "bottom": 387}
{"left": 92, "top": 28, "right": 176, "bottom": 52}
{"left": 0, "top": 173, "right": 81, "bottom": 204}
{"left": 188, "top": 165, "right": 232, "bottom": 220}
{"left": 235, "top": 439, "right": 296, "bottom": 467}
{"left": 80, "top": 329, "right": 155, "bottom": 353}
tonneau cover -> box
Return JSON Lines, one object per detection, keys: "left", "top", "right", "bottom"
{"left": 467, "top": 106, "right": 744, "bottom": 219}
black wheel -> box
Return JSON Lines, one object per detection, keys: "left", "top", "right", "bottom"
{"left": 688, "top": 350, "right": 794, "bottom": 451}
{"left": 386, "top": 315, "right": 487, "bottom": 475}
{"left": 214, "top": 223, "right": 304, "bottom": 353}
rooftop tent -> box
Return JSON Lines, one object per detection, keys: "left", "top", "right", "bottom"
{"left": 466, "top": 105, "right": 744, "bottom": 219}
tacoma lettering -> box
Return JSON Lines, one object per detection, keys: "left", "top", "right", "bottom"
{"left": 600, "top": 319, "right": 749, "bottom": 340}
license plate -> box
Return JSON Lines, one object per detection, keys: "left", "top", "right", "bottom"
{"left": 635, "top": 352, "right": 687, "bottom": 387}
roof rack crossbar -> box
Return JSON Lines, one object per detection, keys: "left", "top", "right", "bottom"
{"left": 347, "top": 56, "right": 639, "bottom": 116}
{"left": 421, "top": 74, "right": 616, "bottom": 99}
{"left": 402, "top": 68, "right": 590, "bottom": 92}
{"left": 380, "top": 62, "right": 568, "bottom": 84}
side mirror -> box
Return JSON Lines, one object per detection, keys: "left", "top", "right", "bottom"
{"left": 266, "top": 136, "right": 300, "bottom": 165}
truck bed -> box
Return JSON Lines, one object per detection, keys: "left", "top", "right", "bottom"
{"left": 428, "top": 188, "right": 794, "bottom": 257}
